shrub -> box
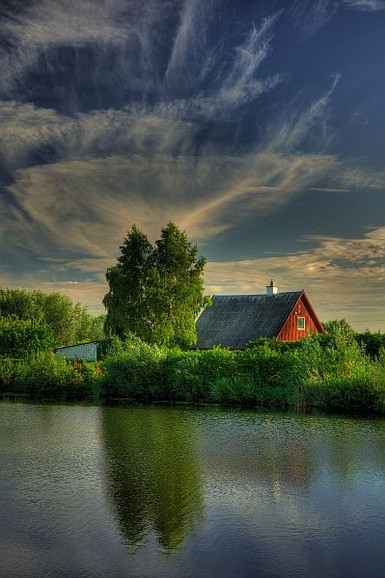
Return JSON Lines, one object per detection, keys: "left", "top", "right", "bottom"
{"left": 316, "top": 372, "right": 385, "bottom": 415}
{"left": 0, "top": 353, "right": 99, "bottom": 399}
{"left": 0, "top": 358, "right": 15, "bottom": 393}
{"left": 101, "top": 337, "right": 166, "bottom": 401}
{"left": 210, "top": 376, "right": 257, "bottom": 405}
{"left": 165, "top": 350, "right": 203, "bottom": 401}
{"left": 356, "top": 331, "right": 385, "bottom": 359}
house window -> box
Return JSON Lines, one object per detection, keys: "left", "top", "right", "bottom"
{"left": 297, "top": 316, "right": 305, "bottom": 330}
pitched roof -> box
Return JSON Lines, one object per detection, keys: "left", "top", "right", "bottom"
{"left": 196, "top": 291, "right": 303, "bottom": 349}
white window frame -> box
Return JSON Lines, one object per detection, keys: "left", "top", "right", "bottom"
{"left": 297, "top": 316, "right": 306, "bottom": 330}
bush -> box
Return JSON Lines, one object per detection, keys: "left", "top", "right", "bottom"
{"left": 101, "top": 337, "right": 166, "bottom": 401}
{"left": 0, "top": 353, "right": 100, "bottom": 399}
{"left": 314, "top": 371, "right": 385, "bottom": 415}
{"left": 0, "top": 358, "right": 15, "bottom": 393}
{"left": 355, "top": 331, "right": 385, "bottom": 359}
{"left": 3, "top": 320, "right": 385, "bottom": 415}
{"left": 165, "top": 350, "right": 203, "bottom": 401}
{"left": 210, "top": 376, "right": 257, "bottom": 405}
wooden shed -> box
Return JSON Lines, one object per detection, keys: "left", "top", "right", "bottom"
{"left": 196, "top": 282, "right": 324, "bottom": 350}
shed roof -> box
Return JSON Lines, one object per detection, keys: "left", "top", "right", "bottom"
{"left": 53, "top": 340, "right": 101, "bottom": 352}
{"left": 196, "top": 291, "right": 303, "bottom": 349}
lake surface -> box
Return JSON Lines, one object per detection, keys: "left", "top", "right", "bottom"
{"left": 1, "top": 402, "right": 385, "bottom": 578}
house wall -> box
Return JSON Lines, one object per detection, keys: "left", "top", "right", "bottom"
{"left": 55, "top": 342, "right": 99, "bottom": 362}
{"left": 277, "top": 296, "right": 321, "bottom": 341}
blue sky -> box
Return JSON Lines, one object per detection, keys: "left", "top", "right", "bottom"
{"left": 1, "top": 0, "right": 385, "bottom": 328}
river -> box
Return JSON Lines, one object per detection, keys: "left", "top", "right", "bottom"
{"left": 1, "top": 401, "right": 385, "bottom": 577}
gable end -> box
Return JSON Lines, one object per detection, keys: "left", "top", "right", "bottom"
{"left": 277, "top": 291, "right": 324, "bottom": 340}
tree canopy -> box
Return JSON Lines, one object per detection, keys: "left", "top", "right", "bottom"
{"left": 103, "top": 222, "right": 207, "bottom": 348}
{"left": 0, "top": 316, "right": 55, "bottom": 358}
{"left": 0, "top": 288, "right": 104, "bottom": 348}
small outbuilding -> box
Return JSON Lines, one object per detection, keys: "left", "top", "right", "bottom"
{"left": 54, "top": 341, "right": 101, "bottom": 362}
{"left": 196, "top": 280, "right": 324, "bottom": 350}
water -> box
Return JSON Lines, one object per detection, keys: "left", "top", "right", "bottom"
{"left": 1, "top": 401, "right": 385, "bottom": 577}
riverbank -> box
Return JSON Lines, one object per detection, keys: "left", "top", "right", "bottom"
{"left": 2, "top": 332, "right": 385, "bottom": 415}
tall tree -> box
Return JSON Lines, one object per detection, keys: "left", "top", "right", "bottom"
{"left": 103, "top": 223, "right": 207, "bottom": 347}
{"left": 103, "top": 225, "right": 153, "bottom": 340}
{"left": 149, "top": 223, "right": 206, "bottom": 347}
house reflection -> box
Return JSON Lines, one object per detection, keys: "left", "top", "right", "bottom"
{"left": 200, "top": 412, "right": 385, "bottom": 501}
{"left": 101, "top": 407, "right": 204, "bottom": 551}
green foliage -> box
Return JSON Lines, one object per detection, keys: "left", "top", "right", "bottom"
{"left": 307, "top": 371, "right": 385, "bottom": 415}
{"left": 236, "top": 346, "right": 304, "bottom": 407}
{"left": 149, "top": 223, "right": 207, "bottom": 348}
{"left": 98, "top": 325, "right": 385, "bottom": 415}
{"left": 209, "top": 375, "right": 258, "bottom": 405}
{"left": 0, "top": 316, "right": 55, "bottom": 358}
{"left": 355, "top": 330, "right": 385, "bottom": 359}
{"left": 100, "top": 339, "right": 303, "bottom": 408}
{"left": 3, "top": 314, "right": 385, "bottom": 416}
{"left": 0, "top": 287, "right": 104, "bottom": 346}
{"left": 0, "top": 352, "right": 100, "bottom": 399}
{"left": 103, "top": 222, "right": 207, "bottom": 348}
{"left": 245, "top": 336, "right": 300, "bottom": 352}
{"left": 322, "top": 318, "right": 356, "bottom": 348}
{"left": 0, "top": 358, "right": 16, "bottom": 392}
{"left": 239, "top": 345, "right": 302, "bottom": 388}
{"left": 164, "top": 350, "right": 203, "bottom": 402}
{"left": 168, "top": 347, "right": 236, "bottom": 402}
{"left": 104, "top": 225, "right": 153, "bottom": 341}
{"left": 101, "top": 336, "right": 166, "bottom": 401}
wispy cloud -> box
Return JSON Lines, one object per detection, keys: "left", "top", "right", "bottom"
{"left": 289, "top": 0, "right": 338, "bottom": 37}
{"left": 3, "top": 72, "right": 385, "bottom": 295}
{"left": 0, "top": 0, "right": 133, "bottom": 93}
{"left": 214, "top": 13, "right": 284, "bottom": 115}
{"left": 205, "top": 226, "right": 385, "bottom": 329}
{"left": 1, "top": 0, "right": 130, "bottom": 46}
{"left": 267, "top": 74, "right": 340, "bottom": 153}
{"left": 342, "top": 0, "right": 385, "bottom": 11}
{"left": 0, "top": 0, "right": 284, "bottom": 113}
{"left": 2, "top": 0, "right": 385, "bottom": 328}
{"left": 165, "top": 0, "right": 217, "bottom": 92}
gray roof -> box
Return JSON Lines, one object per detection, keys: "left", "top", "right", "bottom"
{"left": 196, "top": 292, "right": 302, "bottom": 349}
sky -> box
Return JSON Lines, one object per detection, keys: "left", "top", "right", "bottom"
{"left": 1, "top": 0, "right": 385, "bottom": 329}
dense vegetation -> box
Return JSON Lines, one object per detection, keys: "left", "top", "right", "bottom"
{"left": 103, "top": 222, "right": 207, "bottom": 348}
{"left": 2, "top": 320, "right": 385, "bottom": 416}
{"left": 99, "top": 326, "right": 385, "bottom": 414}
{"left": 0, "top": 288, "right": 104, "bottom": 356}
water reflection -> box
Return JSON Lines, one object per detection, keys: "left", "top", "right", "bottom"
{"left": 193, "top": 411, "right": 385, "bottom": 578}
{"left": 198, "top": 411, "right": 385, "bottom": 493}
{"left": 101, "top": 406, "right": 204, "bottom": 551}
{"left": 2, "top": 402, "right": 385, "bottom": 578}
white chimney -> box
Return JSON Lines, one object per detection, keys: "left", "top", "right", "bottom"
{"left": 266, "top": 279, "right": 278, "bottom": 295}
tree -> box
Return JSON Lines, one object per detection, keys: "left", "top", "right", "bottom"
{"left": 0, "top": 288, "right": 103, "bottom": 347}
{"left": 103, "top": 222, "right": 207, "bottom": 348}
{"left": 0, "top": 317, "right": 55, "bottom": 358}
{"left": 149, "top": 223, "right": 207, "bottom": 347}
{"left": 104, "top": 225, "right": 153, "bottom": 341}
{"left": 322, "top": 318, "right": 356, "bottom": 348}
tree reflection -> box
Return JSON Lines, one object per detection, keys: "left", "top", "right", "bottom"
{"left": 101, "top": 407, "right": 204, "bottom": 551}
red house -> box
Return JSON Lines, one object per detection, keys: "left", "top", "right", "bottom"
{"left": 196, "top": 280, "right": 324, "bottom": 349}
